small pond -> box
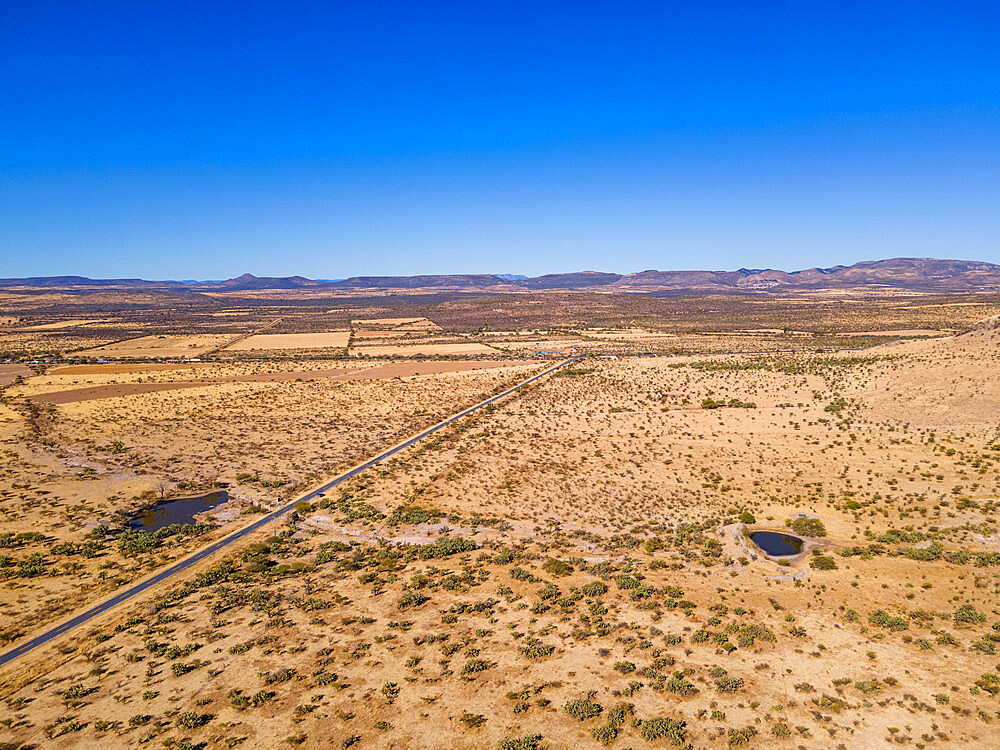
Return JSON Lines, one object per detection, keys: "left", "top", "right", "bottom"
{"left": 129, "top": 491, "right": 228, "bottom": 532}
{"left": 750, "top": 531, "right": 804, "bottom": 556}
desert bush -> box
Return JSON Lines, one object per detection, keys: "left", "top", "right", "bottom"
{"left": 954, "top": 604, "right": 986, "bottom": 626}
{"left": 638, "top": 716, "right": 687, "bottom": 744}
{"left": 975, "top": 673, "right": 1000, "bottom": 696}
{"left": 397, "top": 591, "right": 429, "bottom": 609}
{"left": 664, "top": 671, "right": 698, "bottom": 696}
{"left": 868, "top": 610, "right": 909, "bottom": 631}
{"left": 175, "top": 711, "right": 212, "bottom": 729}
{"left": 461, "top": 712, "right": 487, "bottom": 728}
{"left": 498, "top": 736, "right": 543, "bottom": 750}
{"left": 461, "top": 658, "right": 493, "bottom": 675}
{"left": 564, "top": 698, "right": 604, "bottom": 721}
{"left": 519, "top": 638, "right": 555, "bottom": 658}
{"left": 728, "top": 726, "right": 758, "bottom": 747}
{"left": 381, "top": 682, "right": 399, "bottom": 704}
{"left": 542, "top": 558, "right": 573, "bottom": 577}
{"left": 810, "top": 555, "right": 837, "bottom": 570}
{"left": 581, "top": 581, "right": 608, "bottom": 597}
{"left": 786, "top": 517, "right": 826, "bottom": 537}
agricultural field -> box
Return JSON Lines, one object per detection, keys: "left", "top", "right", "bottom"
{"left": 348, "top": 342, "right": 500, "bottom": 357}
{"left": 226, "top": 331, "right": 351, "bottom": 351}
{"left": 75, "top": 334, "right": 235, "bottom": 359}
{"left": 0, "top": 289, "right": 998, "bottom": 749}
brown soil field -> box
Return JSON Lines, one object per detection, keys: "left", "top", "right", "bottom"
{"left": 1, "top": 296, "right": 1000, "bottom": 749}
{"left": 349, "top": 342, "right": 499, "bottom": 356}
{"left": 842, "top": 328, "right": 952, "bottom": 337}
{"left": 350, "top": 330, "right": 411, "bottom": 339}
{"left": 0, "top": 364, "right": 31, "bottom": 386}
{"left": 225, "top": 331, "right": 351, "bottom": 351}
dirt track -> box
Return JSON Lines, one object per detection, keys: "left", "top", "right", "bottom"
{"left": 31, "top": 359, "right": 542, "bottom": 404}
{"left": 0, "top": 364, "right": 31, "bottom": 387}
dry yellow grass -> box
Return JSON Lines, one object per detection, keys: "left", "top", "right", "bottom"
{"left": 2, "top": 304, "right": 1000, "bottom": 749}
{"left": 76, "top": 334, "right": 232, "bottom": 358}
{"left": 225, "top": 331, "right": 350, "bottom": 350}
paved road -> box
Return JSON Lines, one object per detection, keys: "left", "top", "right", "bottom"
{"left": 0, "top": 355, "right": 579, "bottom": 668}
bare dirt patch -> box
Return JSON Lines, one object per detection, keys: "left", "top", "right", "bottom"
{"left": 349, "top": 342, "right": 499, "bottom": 356}
{"left": 225, "top": 331, "right": 351, "bottom": 350}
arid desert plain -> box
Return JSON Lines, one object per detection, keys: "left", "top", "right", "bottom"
{"left": 1, "top": 281, "right": 1000, "bottom": 750}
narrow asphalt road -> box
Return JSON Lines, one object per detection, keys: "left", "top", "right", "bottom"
{"left": 0, "top": 355, "right": 579, "bottom": 668}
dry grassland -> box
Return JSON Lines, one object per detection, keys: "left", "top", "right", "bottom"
{"left": 1, "top": 297, "right": 999, "bottom": 750}
{"left": 77, "top": 335, "right": 234, "bottom": 358}
{"left": 0, "top": 361, "right": 543, "bottom": 655}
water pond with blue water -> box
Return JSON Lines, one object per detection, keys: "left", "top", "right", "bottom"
{"left": 750, "top": 531, "right": 804, "bottom": 556}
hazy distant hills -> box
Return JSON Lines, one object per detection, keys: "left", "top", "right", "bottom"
{"left": 2, "top": 258, "right": 999, "bottom": 294}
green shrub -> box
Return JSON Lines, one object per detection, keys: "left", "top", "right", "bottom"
{"left": 396, "top": 591, "right": 429, "bottom": 609}
{"left": 590, "top": 725, "right": 618, "bottom": 745}
{"left": 954, "top": 604, "right": 986, "bottom": 626}
{"left": 461, "top": 712, "right": 487, "bottom": 728}
{"left": 810, "top": 555, "right": 837, "bottom": 570}
{"left": 175, "top": 711, "right": 212, "bottom": 729}
{"left": 786, "top": 517, "right": 826, "bottom": 537}
{"left": 728, "top": 726, "right": 758, "bottom": 747}
{"left": 638, "top": 716, "right": 687, "bottom": 744}
{"left": 542, "top": 558, "right": 573, "bottom": 577}
{"left": 381, "top": 682, "right": 399, "bottom": 704}
{"left": 581, "top": 581, "right": 608, "bottom": 597}
{"left": 498, "top": 736, "right": 543, "bottom": 750}
{"left": 519, "top": 638, "right": 555, "bottom": 658}
{"left": 664, "top": 671, "right": 698, "bottom": 696}
{"left": 461, "top": 658, "right": 493, "bottom": 675}
{"left": 564, "top": 698, "right": 603, "bottom": 721}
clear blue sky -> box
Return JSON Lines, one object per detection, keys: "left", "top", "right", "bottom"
{"left": 2, "top": 1, "right": 998, "bottom": 279}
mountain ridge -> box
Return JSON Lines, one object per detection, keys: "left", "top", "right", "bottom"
{"left": 2, "top": 258, "right": 998, "bottom": 294}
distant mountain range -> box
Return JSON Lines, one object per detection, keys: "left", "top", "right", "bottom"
{"left": 2, "top": 258, "right": 999, "bottom": 294}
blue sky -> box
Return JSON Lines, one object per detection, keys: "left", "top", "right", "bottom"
{"left": 2, "top": 1, "right": 998, "bottom": 279}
